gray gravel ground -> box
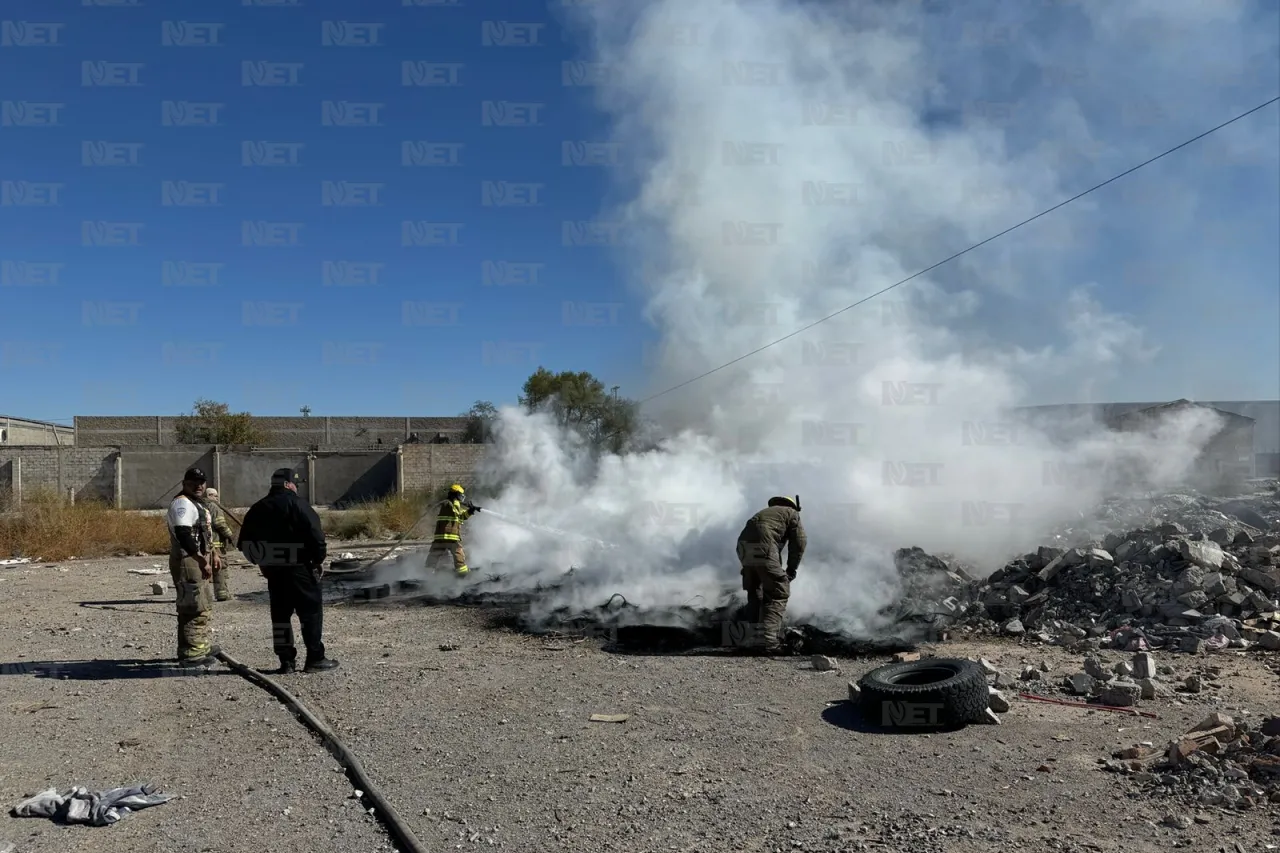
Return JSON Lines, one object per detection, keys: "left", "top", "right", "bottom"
{"left": 2, "top": 551, "right": 1278, "bottom": 853}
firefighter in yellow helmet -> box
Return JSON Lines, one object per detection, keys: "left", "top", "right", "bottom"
{"left": 427, "top": 484, "right": 481, "bottom": 576}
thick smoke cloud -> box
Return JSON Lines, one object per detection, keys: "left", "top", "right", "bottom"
{"left": 400, "top": 0, "right": 1277, "bottom": 636}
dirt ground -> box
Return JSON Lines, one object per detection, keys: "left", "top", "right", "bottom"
{"left": 1, "top": 552, "right": 1278, "bottom": 853}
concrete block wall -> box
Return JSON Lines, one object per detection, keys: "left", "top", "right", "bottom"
{"left": 75, "top": 415, "right": 471, "bottom": 447}
{"left": 0, "top": 446, "right": 118, "bottom": 505}
{"left": 399, "top": 444, "right": 488, "bottom": 496}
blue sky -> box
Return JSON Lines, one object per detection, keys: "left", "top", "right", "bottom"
{"left": 1, "top": 0, "right": 644, "bottom": 423}
{"left": 1, "top": 0, "right": 1278, "bottom": 429}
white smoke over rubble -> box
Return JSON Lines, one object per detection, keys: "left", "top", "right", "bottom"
{"left": 411, "top": 0, "right": 1275, "bottom": 636}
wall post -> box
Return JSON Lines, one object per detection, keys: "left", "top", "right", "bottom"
{"left": 306, "top": 453, "right": 317, "bottom": 504}
{"left": 114, "top": 452, "right": 123, "bottom": 508}
{"left": 395, "top": 446, "right": 405, "bottom": 495}
{"left": 13, "top": 456, "right": 21, "bottom": 507}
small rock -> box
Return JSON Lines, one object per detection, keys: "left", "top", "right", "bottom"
{"left": 1083, "top": 656, "right": 1108, "bottom": 679}
{"left": 810, "top": 655, "right": 837, "bottom": 672}
{"left": 1136, "top": 678, "right": 1160, "bottom": 700}
{"left": 1019, "top": 666, "right": 1041, "bottom": 681}
{"left": 1038, "top": 660, "right": 1051, "bottom": 672}
{"left": 150, "top": 582, "right": 166, "bottom": 595}
{"left": 1112, "top": 661, "right": 1134, "bottom": 678}
{"left": 847, "top": 681, "right": 860, "bottom": 702}
{"left": 1132, "top": 653, "right": 1155, "bottom": 679}
{"left": 1179, "top": 636, "right": 1204, "bottom": 655}
{"left": 1161, "top": 813, "right": 1192, "bottom": 830}
{"left": 1098, "top": 681, "right": 1141, "bottom": 707}
{"left": 977, "top": 658, "right": 998, "bottom": 675}
{"left": 1183, "top": 674, "right": 1203, "bottom": 694}
{"left": 1066, "top": 673, "right": 1096, "bottom": 696}
{"left": 1003, "top": 618, "right": 1025, "bottom": 635}
{"left": 1190, "top": 712, "right": 1234, "bottom": 732}
{"left": 987, "top": 688, "right": 1010, "bottom": 713}
{"left": 1257, "top": 631, "right": 1280, "bottom": 651}
{"left": 1260, "top": 716, "right": 1280, "bottom": 736}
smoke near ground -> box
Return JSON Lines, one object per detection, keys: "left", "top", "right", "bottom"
{"left": 410, "top": 1, "right": 1276, "bottom": 637}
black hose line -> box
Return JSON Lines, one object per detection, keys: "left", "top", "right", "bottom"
{"left": 214, "top": 650, "right": 428, "bottom": 853}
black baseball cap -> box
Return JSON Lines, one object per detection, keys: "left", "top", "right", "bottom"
{"left": 184, "top": 467, "right": 207, "bottom": 483}
{"left": 271, "top": 467, "right": 305, "bottom": 485}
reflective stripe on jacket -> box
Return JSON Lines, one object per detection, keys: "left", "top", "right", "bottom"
{"left": 432, "top": 499, "right": 471, "bottom": 542}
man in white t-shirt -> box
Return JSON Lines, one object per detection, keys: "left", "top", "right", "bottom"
{"left": 166, "top": 467, "right": 221, "bottom": 666}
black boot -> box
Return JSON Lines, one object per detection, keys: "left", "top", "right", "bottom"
{"left": 274, "top": 658, "right": 296, "bottom": 675}
{"left": 303, "top": 657, "right": 339, "bottom": 673}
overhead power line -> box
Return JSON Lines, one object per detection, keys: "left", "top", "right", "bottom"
{"left": 639, "top": 95, "right": 1280, "bottom": 405}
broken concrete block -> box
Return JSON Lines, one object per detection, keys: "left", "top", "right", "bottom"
{"left": 1180, "top": 636, "right": 1204, "bottom": 654}
{"left": 847, "top": 681, "right": 860, "bottom": 702}
{"left": 1098, "top": 682, "right": 1141, "bottom": 707}
{"left": 1183, "top": 674, "right": 1203, "bottom": 693}
{"left": 1112, "top": 660, "right": 1134, "bottom": 678}
{"left": 892, "top": 651, "right": 920, "bottom": 663}
{"left": 1066, "top": 673, "right": 1096, "bottom": 695}
{"left": 1179, "top": 540, "right": 1226, "bottom": 569}
{"left": 977, "top": 658, "right": 998, "bottom": 675}
{"left": 1240, "top": 568, "right": 1279, "bottom": 594}
{"left": 1132, "top": 652, "right": 1155, "bottom": 679}
{"left": 987, "top": 688, "right": 1010, "bottom": 713}
{"left": 150, "top": 582, "right": 166, "bottom": 596}
{"left": 1257, "top": 631, "right": 1280, "bottom": 650}
{"left": 1002, "top": 618, "right": 1025, "bottom": 635}
{"left": 1136, "top": 678, "right": 1160, "bottom": 700}
{"left": 1083, "top": 656, "right": 1108, "bottom": 680}
{"left": 1190, "top": 712, "right": 1234, "bottom": 733}
{"left": 981, "top": 707, "right": 1002, "bottom": 725}
{"left": 811, "top": 654, "right": 837, "bottom": 672}
{"left": 1019, "top": 666, "right": 1040, "bottom": 681}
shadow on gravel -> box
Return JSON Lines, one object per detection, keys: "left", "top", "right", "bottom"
{"left": 0, "top": 658, "right": 235, "bottom": 680}
{"left": 821, "top": 699, "right": 967, "bottom": 736}
{"left": 78, "top": 599, "right": 176, "bottom": 616}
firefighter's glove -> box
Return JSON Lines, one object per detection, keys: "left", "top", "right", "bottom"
{"left": 786, "top": 568, "right": 797, "bottom": 581}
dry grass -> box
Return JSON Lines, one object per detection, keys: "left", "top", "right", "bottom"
{"left": 0, "top": 490, "right": 169, "bottom": 561}
{"left": 321, "top": 491, "right": 437, "bottom": 540}
{"left": 0, "top": 489, "right": 444, "bottom": 561}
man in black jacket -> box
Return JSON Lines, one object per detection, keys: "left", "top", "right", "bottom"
{"left": 237, "top": 468, "right": 339, "bottom": 674}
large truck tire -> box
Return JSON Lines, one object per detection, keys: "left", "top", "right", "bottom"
{"left": 857, "top": 658, "right": 989, "bottom": 728}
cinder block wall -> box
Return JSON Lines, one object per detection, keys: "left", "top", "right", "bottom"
{"left": 0, "top": 446, "right": 118, "bottom": 504}
{"left": 400, "top": 444, "right": 488, "bottom": 495}
{"left": 75, "top": 416, "right": 470, "bottom": 447}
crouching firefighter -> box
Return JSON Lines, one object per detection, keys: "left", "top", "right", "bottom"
{"left": 427, "top": 484, "right": 481, "bottom": 576}
{"left": 736, "top": 495, "right": 807, "bottom": 655}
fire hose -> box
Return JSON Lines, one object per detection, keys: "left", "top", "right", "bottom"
{"left": 211, "top": 649, "right": 428, "bottom": 853}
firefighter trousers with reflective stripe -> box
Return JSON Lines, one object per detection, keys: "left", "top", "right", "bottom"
{"left": 428, "top": 540, "right": 468, "bottom": 575}
{"left": 170, "top": 556, "right": 213, "bottom": 660}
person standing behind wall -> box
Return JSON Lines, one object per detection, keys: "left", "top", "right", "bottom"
{"left": 165, "top": 467, "right": 220, "bottom": 667}
{"left": 237, "top": 468, "right": 338, "bottom": 674}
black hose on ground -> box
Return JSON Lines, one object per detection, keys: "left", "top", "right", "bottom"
{"left": 214, "top": 649, "right": 428, "bottom": 853}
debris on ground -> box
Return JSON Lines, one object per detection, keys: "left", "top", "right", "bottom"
{"left": 589, "top": 714, "right": 629, "bottom": 723}
{"left": 1104, "top": 714, "right": 1280, "bottom": 809}
{"left": 150, "top": 582, "right": 166, "bottom": 595}
{"left": 10, "top": 784, "right": 176, "bottom": 826}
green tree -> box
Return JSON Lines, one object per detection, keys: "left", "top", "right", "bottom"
{"left": 460, "top": 400, "right": 498, "bottom": 444}
{"left": 174, "top": 399, "right": 268, "bottom": 445}
{"left": 518, "top": 368, "right": 638, "bottom": 454}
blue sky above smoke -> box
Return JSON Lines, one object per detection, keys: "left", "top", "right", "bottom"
{"left": 0, "top": 0, "right": 1276, "bottom": 426}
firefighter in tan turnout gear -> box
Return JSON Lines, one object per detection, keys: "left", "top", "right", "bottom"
{"left": 428, "top": 484, "right": 481, "bottom": 576}
{"left": 201, "top": 487, "right": 236, "bottom": 602}
{"left": 736, "top": 495, "right": 807, "bottom": 654}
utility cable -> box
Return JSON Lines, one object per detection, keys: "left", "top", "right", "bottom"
{"left": 639, "top": 95, "right": 1280, "bottom": 404}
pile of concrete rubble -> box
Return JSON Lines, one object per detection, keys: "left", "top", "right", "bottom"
{"left": 890, "top": 493, "right": 1280, "bottom": 649}
{"left": 1104, "top": 713, "right": 1280, "bottom": 812}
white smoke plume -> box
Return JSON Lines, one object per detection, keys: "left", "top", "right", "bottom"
{"left": 403, "top": 0, "right": 1273, "bottom": 636}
